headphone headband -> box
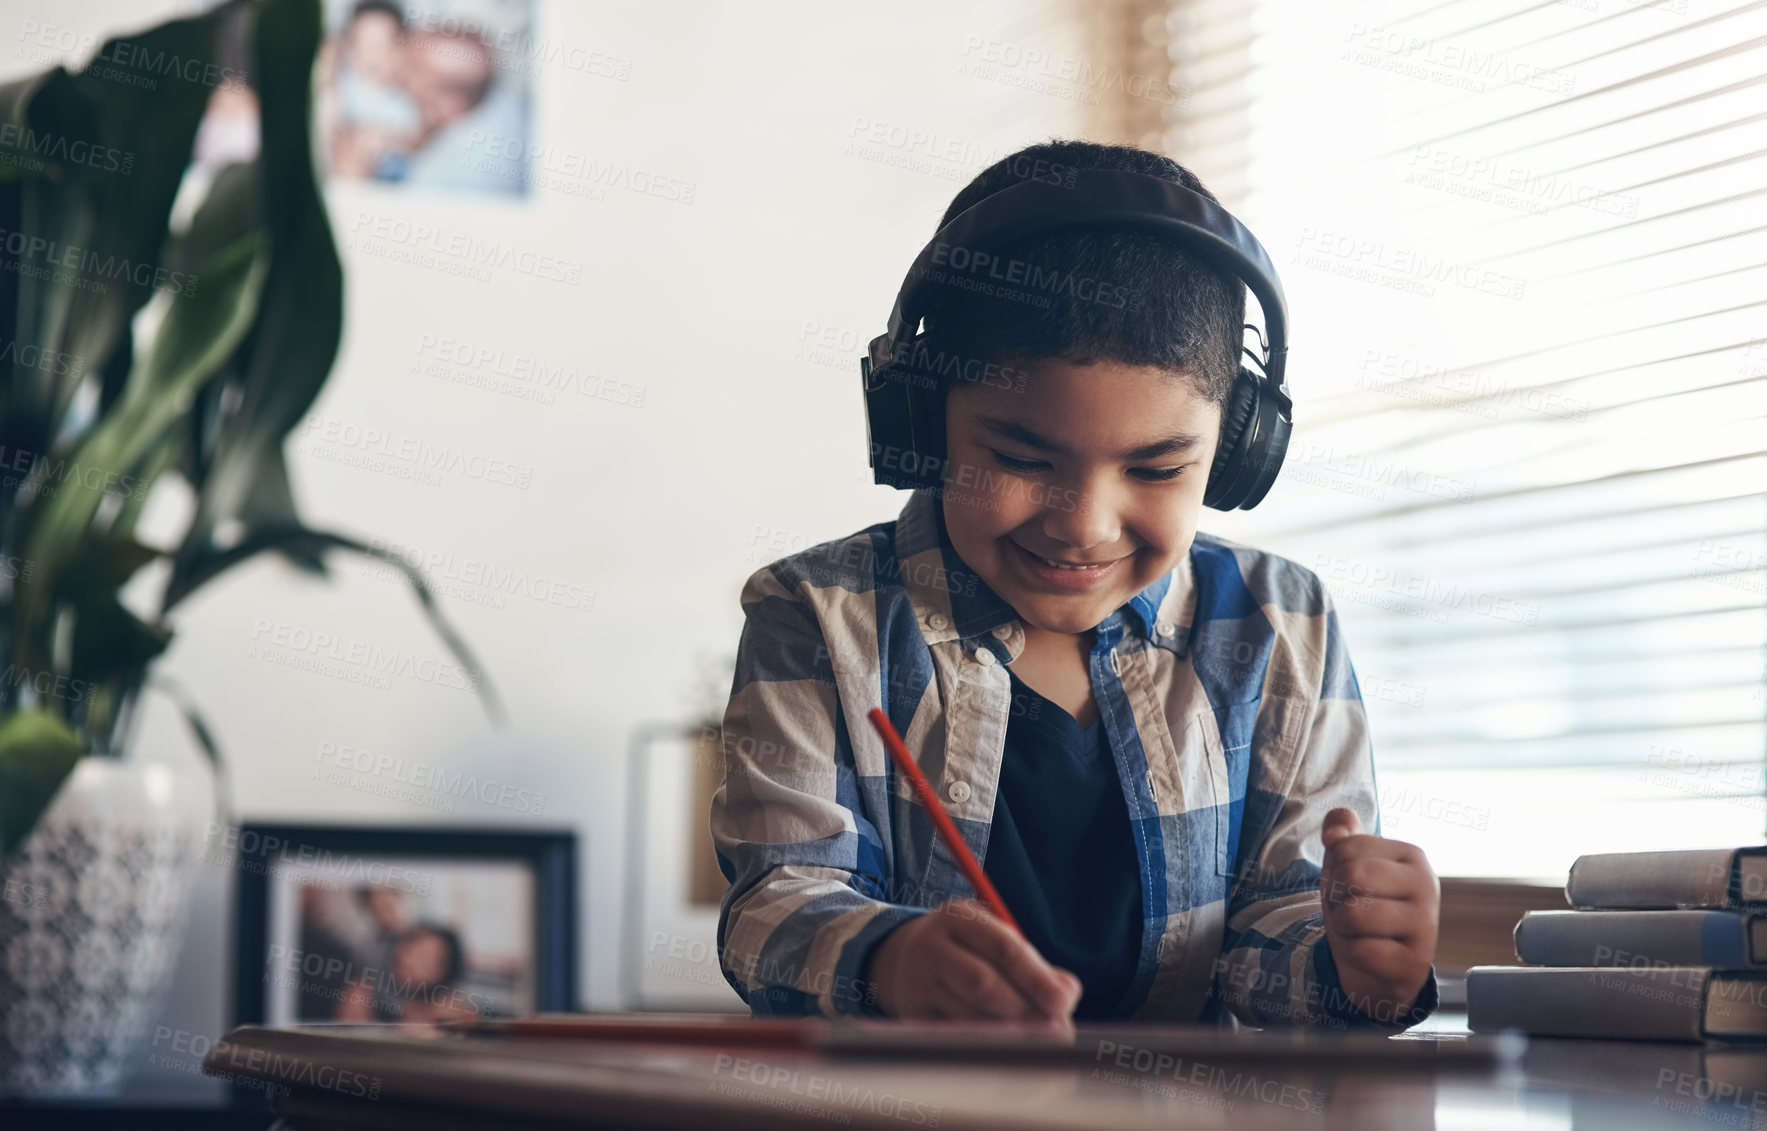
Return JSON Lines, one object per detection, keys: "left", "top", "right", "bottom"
{"left": 861, "top": 166, "right": 1294, "bottom": 510}
{"left": 868, "top": 169, "right": 1289, "bottom": 400}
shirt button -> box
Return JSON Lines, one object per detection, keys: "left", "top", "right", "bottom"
{"left": 947, "top": 780, "right": 971, "bottom": 803}
{"left": 1109, "top": 648, "right": 1121, "bottom": 675}
{"left": 928, "top": 613, "right": 949, "bottom": 631}
{"left": 991, "top": 623, "right": 1013, "bottom": 641}
{"left": 973, "top": 648, "right": 996, "bottom": 667}
{"left": 1145, "top": 771, "right": 1160, "bottom": 804}
{"left": 1156, "top": 620, "right": 1176, "bottom": 638}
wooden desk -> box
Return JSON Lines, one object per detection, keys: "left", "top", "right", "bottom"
{"left": 199, "top": 1013, "right": 1767, "bottom": 1130}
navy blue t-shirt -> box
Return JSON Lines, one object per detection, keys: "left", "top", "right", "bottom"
{"left": 983, "top": 664, "right": 1144, "bottom": 1019}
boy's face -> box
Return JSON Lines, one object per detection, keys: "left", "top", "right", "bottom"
{"left": 940, "top": 359, "right": 1221, "bottom": 637}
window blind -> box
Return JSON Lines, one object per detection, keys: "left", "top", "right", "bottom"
{"left": 1160, "top": 0, "right": 1767, "bottom": 876}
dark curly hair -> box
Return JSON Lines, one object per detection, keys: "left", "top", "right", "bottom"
{"left": 920, "top": 140, "right": 1245, "bottom": 406}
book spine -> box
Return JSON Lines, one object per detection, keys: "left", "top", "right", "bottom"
{"left": 1513, "top": 911, "right": 1751, "bottom": 968}
{"left": 1467, "top": 966, "right": 1711, "bottom": 1040}
{"left": 1565, "top": 848, "right": 1739, "bottom": 909}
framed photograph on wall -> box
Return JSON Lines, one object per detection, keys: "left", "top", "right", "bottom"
{"left": 623, "top": 725, "right": 744, "bottom": 1011}
{"left": 228, "top": 824, "right": 576, "bottom": 1027}
{"left": 315, "top": 0, "right": 538, "bottom": 196}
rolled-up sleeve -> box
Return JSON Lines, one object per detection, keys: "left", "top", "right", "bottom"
{"left": 1212, "top": 580, "right": 1438, "bottom": 1030}
{"left": 710, "top": 566, "right": 926, "bottom": 1017}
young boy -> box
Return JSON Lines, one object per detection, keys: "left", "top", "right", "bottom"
{"left": 710, "top": 141, "right": 1440, "bottom": 1028}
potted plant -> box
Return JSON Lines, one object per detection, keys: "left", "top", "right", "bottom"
{"left": 0, "top": 0, "right": 497, "bottom": 1096}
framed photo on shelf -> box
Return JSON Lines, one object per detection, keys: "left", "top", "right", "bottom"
{"left": 623, "top": 724, "right": 744, "bottom": 1011}
{"left": 228, "top": 824, "right": 576, "bottom": 1027}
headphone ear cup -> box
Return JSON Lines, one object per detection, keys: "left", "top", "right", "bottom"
{"left": 862, "top": 351, "right": 947, "bottom": 491}
{"left": 1205, "top": 368, "right": 1261, "bottom": 509}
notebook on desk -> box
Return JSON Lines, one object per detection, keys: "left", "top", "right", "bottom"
{"left": 205, "top": 1019, "right": 1502, "bottom": 1131}
{"left": 218, "top": 1012, "right": 1509, "bottom": 1071}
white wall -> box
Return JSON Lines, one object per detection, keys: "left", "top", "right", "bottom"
{"left": 5, "top": 0, "right": 1091, "bottom": 1093}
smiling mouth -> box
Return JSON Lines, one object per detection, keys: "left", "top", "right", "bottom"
{"left": 1015, "top": 544, "right": 1124, "bottom": 570}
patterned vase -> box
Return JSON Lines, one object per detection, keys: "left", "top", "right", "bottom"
{"left": 0, "top": 752, "right": 211, "bottom": 1097}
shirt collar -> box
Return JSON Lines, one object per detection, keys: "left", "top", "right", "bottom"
{"left": 893, "top": 488, "right": 1189, "bottom": 653}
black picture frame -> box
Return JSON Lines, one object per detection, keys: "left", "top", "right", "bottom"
{"left": 227, "top": 824, "right": 577, "bottom": 1034}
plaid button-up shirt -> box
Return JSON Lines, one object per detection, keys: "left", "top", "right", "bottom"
{"left": 711, "top": 487, "right": 1437, "bottom": 1027}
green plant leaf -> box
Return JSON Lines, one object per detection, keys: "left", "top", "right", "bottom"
{"left": 0, "top": 709, "right": 84, "bottom": 859}
{"left": 170, "top": 161, "right": 260, "bottom": 281}
{"left": 3, "top": 1, "right": 243, "bottom": 677}
{"left": 0, "top": 68, "right": 96, "bottom": 565}
{"left": 106, "top": 426, "right": 180, "bottom": 539}
{"left": 59, "top": 535, "right": 160, "bottom": 596}
{"left": 11, "top": 222, "right": 266, "bottom": 673}
{"left": 57, "top": 536, "right": 171, "bottom": 691}
{"left": 5, "top": 7, "right": 229, "bottom": 474}
{"left": 168, "top": 0, "right": 341, "bottom": 607}
{"left": 2, "top": 67, "right": 100, "bottom": 452}
{"left": 168, "top": 523, "right": 506, "bottom": 726}
{"left": 69, "top": 597, "right": 172, "bottom": 692}
{"left": 162, "top": 151, "right": 330, "bottom": 589}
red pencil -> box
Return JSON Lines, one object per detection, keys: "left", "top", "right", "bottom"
{"left": 453, "top": 1014, "right": 821, "bottom": 1047}
{"left": 866, "top": 707, "right": 1021, "bottom": 934}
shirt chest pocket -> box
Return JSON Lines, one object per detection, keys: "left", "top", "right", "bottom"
{"left": 1187, "top": 702, "right": 1258, "bottom": 877}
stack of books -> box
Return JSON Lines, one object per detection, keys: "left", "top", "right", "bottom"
{"left": 1468, "top": 846, "right": 1767, "bottom": 1040}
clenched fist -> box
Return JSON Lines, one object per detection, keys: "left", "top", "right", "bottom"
{"left": 1318, "top": 807, "right": 1439, "bottom": 1023}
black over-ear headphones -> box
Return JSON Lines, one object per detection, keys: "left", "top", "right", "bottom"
{"left": 859, "top": 168, "right": 1292, "bottom": 511}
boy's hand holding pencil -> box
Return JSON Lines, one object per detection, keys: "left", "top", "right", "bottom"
{"left": 864, "top": 899, "right": 1083, "bottom": 1021}
{"left": 863, "top": 708, "right": 1083, "bottom": 1022}
{"left": 1318, "top": 807, "right": 1440, "bottom": 1022}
